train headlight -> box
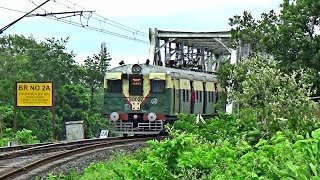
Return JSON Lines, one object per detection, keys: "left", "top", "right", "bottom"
{"left": 132, "top": 64, "right": 142, "bottom": 74}
{"left": 133, "top": 114, "right": 138, "bottom": 120}
{"left": 110, "top": 112, "right": 119, "bottom": 121}
{"left": 147, "top": 112, "right": 157, "bottom": 121}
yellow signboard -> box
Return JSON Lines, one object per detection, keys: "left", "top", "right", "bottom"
{"left": 16, "top": 82, "right": 53, "bottom": 107}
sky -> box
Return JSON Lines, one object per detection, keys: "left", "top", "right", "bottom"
{"left": 0, "top": 0, "right": 282, "bottom": 68}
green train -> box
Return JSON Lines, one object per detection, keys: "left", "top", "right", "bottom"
{"left": 104, "top": 64, "right": 220, "bottom": 135}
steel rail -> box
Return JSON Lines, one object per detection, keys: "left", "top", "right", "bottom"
{"left": 0, "top": 136, "right": 137, "bottom": 160}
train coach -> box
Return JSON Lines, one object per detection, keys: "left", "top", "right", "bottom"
{"left": 103, "top": 63, "right": 220, "bottom": 136}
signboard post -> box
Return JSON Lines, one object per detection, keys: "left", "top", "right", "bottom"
{"left": 14, "top": 81, "right": 55, "bottom": 141}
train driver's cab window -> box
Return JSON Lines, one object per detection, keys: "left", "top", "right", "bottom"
{"left": 107, "top": 80, "right": 122, "bottom": 92}
{"left": 151, "top": 80, "right": 165, "bottom": 93}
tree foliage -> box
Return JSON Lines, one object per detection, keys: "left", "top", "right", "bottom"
{"left": 83, "top": 51, "right": 111, "bottom": 107}
{"left": 229, "top": 0, "right": 320, "bottom": 72}
{"left": 229, "top": 0, "right": 320, "bottom": 95}
{"left": 0, "top": 35, "right": 110, "bottom": 143}
{"left": 220, "top": 56, "right": 319, "bottom": 137}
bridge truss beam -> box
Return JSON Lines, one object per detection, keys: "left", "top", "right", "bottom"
{"left": 148, "top": 28, "right": 237, "bottom": 73}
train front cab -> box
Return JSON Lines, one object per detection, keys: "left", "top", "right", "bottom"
{"left": 104, "top": 70, "right": 171, "bottom": 135}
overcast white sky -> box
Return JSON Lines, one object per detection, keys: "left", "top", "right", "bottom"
{"left": 0, "top": 0, "right": 282, "bottom": 67}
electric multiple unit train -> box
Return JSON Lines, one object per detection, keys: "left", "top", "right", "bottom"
{"left": 103, "top": 63, "right": 220, "bottom": 135}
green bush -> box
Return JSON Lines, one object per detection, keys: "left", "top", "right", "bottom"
{"left": 15, "top": 129, "right": 39, "bottom": 145}
{"left": 62, "top": 128, "right": 320, "bottom": 179}
{"left": 0, "top": 128, "right": 39, "bottom": 147}
{"left": 219, "top": 57, "right": 320, "bottom": 137}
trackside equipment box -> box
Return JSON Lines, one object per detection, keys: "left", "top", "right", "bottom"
{"left": 65, "top": 121, "right": 85, "bottom": 141}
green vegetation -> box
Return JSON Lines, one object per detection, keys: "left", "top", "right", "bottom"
{"left": 229, "top": 0, "right": 320, "bottom": 94}
{"left": 2, "top": 0, "right": 320, "bottom": 178}
{"left": 51, "top": 54, "right": 319, "bottom": 179}
{"left": 219, "top": 57, "right": 319, "bottom": 140}
{"left": 47, "top": 0, "right": 320, "bottom": 179}
{"left": 51, "top": 112, "right": 320, "bottom": 179}
{"left": 0, "top": 128, "right": 39, "bottom": 146}
{"left": 0, "top": 35, "right": 111, "bottom": 144}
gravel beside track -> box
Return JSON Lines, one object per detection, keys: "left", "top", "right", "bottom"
{"left": 0, "top": 152, "right": 58, "bottom": 176}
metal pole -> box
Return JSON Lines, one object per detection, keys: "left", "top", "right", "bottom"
{"left": 52, "top": 106, "right": 55, "bottom": 142}
{"left": 13, "top": 80, "right": 17, "bottom": 133}
{"left": 51, "top": 81, "right": 55, "bottom": 142}
{"left": 0, "top": 0, "right": 51, "bottom": 34}
{"left": 13, "top": 107, "right": 17, "bottom": 133}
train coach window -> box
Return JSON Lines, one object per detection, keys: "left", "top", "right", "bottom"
{"left": 197, "top": 91, "right": 199, "bottom": 102}
{"left": 208, "top": 92, "right": 213, "bottom": 103}
{"left": 186, "top": 90, "right": 189, "bottom": 102}
{"left": 210, "top": 92, "right": 213, "bottom": 102}
{"left": 151, "top": 80, "right": 165, "bottom": 93}
{"left": 107, "top": 80, "right": 122, "bottom": 92}
{"left": 182, "top": 90, "right": 186, "bottom": 102}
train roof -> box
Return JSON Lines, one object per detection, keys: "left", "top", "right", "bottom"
{"left": 107, "top": 64, "right": 218, "bottom": 82}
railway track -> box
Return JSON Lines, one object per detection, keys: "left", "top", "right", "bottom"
{"left": 0, "top": 142, "right": 52, "bottom": 154}
{"left": 0, "top": 135, "right": 166, "bottom": 180}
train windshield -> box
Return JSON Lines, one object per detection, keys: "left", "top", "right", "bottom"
{"left": 107, "top": 80, "right": 122, "bottom": 92}
{"left": 129, "top": 75, "right": 143, "bottom": 95}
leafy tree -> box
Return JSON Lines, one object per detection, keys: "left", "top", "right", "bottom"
{"left": 220, "top": 56, "right": 319, "bottom": 137}
{"left": 229, "top": 0, "right": 320, "bottom": 94}
{"left": 55, "top": 85, "right": 90, "bottom": 138}
{"left": 0, "top": 35, "right": 85, "bottom": 141}
{"left": 79, "top": 44, "right": 111, "bottom": 138}
{"left": 0, "top": 35, "right": 109, "bottom": 141}
{"left": 82, "top": 44, "right": 111, "bottom": 107}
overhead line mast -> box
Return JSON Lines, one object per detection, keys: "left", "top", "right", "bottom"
{"left": 0, "top": 0, "right": 50, "bottom": 34}
{"left": 26, "top": 11, "right": 94, "bottom": 19}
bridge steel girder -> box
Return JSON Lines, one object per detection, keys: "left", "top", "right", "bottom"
{"left": 148, "top": 28, "right": 234, "bottom": 73}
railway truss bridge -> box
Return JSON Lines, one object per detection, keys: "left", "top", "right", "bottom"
{"left": 148, "top": 28, "right": 250, "bottom": 73}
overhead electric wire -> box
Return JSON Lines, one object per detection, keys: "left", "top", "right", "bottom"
{"left": 0, "top": 4, "right": 149, "bottom": 44}
{"left": 57, "top": 0, "right": 148, "bottom": 37}
{"left": 0, "top": 6, "right": 26, "bottom": 14}
{"left": 55, "top": 0, "right": 137, "bottom": 33}
{"left": 34, "top": 0, "right": 148, "bottom": 40}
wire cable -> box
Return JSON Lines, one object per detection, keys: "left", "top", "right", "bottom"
{"left": 0, "top": 6, "right": 26, "bottom": 14}
{"left": 0, "top": 4, "right": 149, "bottom": 44}
{"left": 57, "top": 0, "right": 148, "bottom": 36}
{"left": 35, "top": 0, "right": 148, "bottom": 39}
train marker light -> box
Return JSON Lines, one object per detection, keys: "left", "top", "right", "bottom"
{"left": 148, "top": 112, "right": 157, "bottom": 121}
{"left": 110, "top": 112, "right": 119, "bottom": 121}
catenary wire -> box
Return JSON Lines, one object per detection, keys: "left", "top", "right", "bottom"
{"left": 57, "top": 0, "right": 148, "bottom": 36}
{"left": 2, "top": 1, "right": 149, "bottom": 44}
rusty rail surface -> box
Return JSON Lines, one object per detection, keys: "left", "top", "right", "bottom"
{"left": 0, "top": 135, "right": 165, "bottom": 180}
{"left": 0, "top": 136, "right": 129, "bottom": 160}
{"left": 0, "top": 142, "right": 52, "bottom": 153}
